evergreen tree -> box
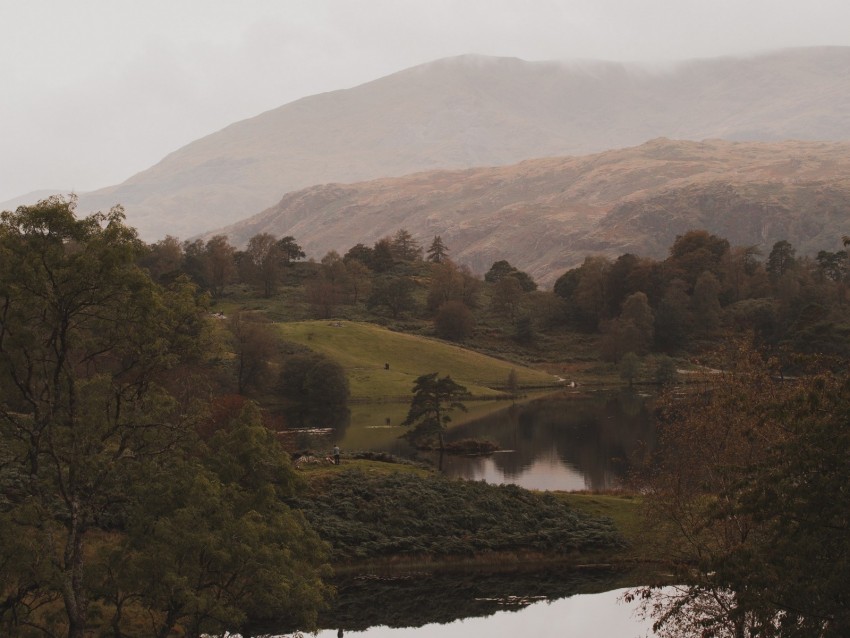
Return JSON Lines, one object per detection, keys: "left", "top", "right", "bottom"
{"left": 426, "top": 235, "right": 449, "bottom": 263}
{"left": 402, "top": 373, "right": 468, "bottom": 449}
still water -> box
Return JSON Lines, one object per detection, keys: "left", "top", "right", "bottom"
{"left": 286, "top": 389, "right": 656, "bottom": 492}
{"left": 284, "top": 391, "right": 658, "bottom": 638}
{"left": 314, "top": 589, "right": 651, "bottom": 638}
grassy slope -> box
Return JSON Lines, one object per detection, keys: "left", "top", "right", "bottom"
{"left": 275, "top": 320, "right": 559, "bottom": 400}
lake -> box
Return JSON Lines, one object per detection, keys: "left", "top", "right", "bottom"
{"left": 313, "top": 588, "right": 651, "bottom": 638}
{"left": 282, "top": 390, "right": 658, "bottom": 638}
{"left": 286, "top": 389, "right": 657, "bottom": 491}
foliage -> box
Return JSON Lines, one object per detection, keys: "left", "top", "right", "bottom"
{"left": 484, "top": 259, "right": 537, "bottom": 291}
{"left": 426, "top": 235, "right": 448, "bottom": 263}
{"left": 278, "top": 351, "right": 350, "bottom": 427}
{"left": 227, "top": 311, "right": 281, "bottom": 395}
{"left": 434, "top": 300, "right": 475, "bottom": 341}
{"left": 632, "top": 345, "right": 850, "bottom": 636}
{"left": 402, "top": 373, "right": 468, "bottom": 449}
{"left": 366, "top": 274, "right": 416, "bottom": 318}
{"left": 0, "top": 198, "right": 330, "bottom": 637}
{"left": 295, "top": 469, "right": 624, "bottom": 560}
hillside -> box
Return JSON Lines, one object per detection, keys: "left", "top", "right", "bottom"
{"left": 274, "top": 320, "right": 558, "bottom": 400}
{"left": 32, "top": 47, "right": 850, "bottom": 241}
{"left": 211, "top": 138, "right": 850, "bottom": 287}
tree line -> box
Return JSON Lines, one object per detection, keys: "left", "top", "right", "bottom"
{"left": 0, "top": 198, "right": 330, "bottom": 637}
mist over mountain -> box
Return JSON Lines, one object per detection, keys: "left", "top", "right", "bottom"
{"left": 27, "top": 46, "right": 850, "bottom": 241}
{"left": 209, "top": 138, "right": 850, "bottom": 287}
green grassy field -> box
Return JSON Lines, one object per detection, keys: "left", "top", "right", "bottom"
{"left": 275, "top": 320, "right": 560, "bottom": 400}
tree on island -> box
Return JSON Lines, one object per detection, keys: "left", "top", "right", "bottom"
{"left": 402, "top": 373, "right": 468, "bottom": 450}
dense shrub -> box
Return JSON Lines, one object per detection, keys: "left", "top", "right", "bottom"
{"left": 294, "top": 469, "right": 624, "bottom": 560}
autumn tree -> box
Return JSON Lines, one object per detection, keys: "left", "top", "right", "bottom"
{"left": 632, "top": 346, "right": 850, "bottom": 636}
{"left": 402, "top": 373, "right": 468, "bottom": 449}
{"left": 434, "top": 300, "right": 475, "bottom": 342}
{"left": 427, "top": 260, "right": 481, "bottom": 312}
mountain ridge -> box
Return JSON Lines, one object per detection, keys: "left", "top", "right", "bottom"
{"left": 12, "top": 46, "right": 847, "bottom": 241}
{"left": 205, "top": 138, "right": 850, "bottom": 287}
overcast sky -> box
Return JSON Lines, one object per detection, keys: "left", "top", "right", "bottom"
{"left": 2, "top": 0, "right": 850, "bottom": 203}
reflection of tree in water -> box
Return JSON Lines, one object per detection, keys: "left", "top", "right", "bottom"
{"left": 277, "top": 407, "right": 351, "bottom": 452}
{"left": 321, "top": 567, "right": 620, "bottom": 631}
{"left": 445, "top": 392, "right": 656, "bottom": 490}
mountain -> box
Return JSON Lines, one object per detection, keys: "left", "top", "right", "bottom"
{"left": 35, "top": 46, "right": 850, "bottom": 241}
{"left": 208, "top": 138, "right": 850, "bottom": 287}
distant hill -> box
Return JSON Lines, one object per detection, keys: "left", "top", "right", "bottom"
{"left": 15, "top": 46, "right": 848, "bottom": 241}
{"left": 209, "top": 138, "right": 850, "bottom": 287}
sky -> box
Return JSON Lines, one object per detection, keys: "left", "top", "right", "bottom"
{"left": 2, "top": 0, "right": 850, "bottom": 203}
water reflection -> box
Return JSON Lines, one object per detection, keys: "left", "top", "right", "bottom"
{"left": 313, "top": 588, "right": 652, "bottom": 638}
{"left": 283, "top": 390, "right": 657, "bottom": 492}
{"left": 430, "top": 390, "right": 656, "bottom": 491}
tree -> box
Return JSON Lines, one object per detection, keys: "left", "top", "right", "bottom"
{"left": 244, "top": 232, "right": 283, "bottom": 297}
{"left": 227, "top": 312, "right": 280, "bottom": 395}
{"left": 276, "top": 235, "right": 306, "bottom": 263}
{"left": 390, "top": 228, "right": 422, "bottom": 262}
{"left": 139, "top": 234, "right": 184, "bottom": 282}
{"left": 600, "top": 293, "right": 654, "bottom": 362}
{"left": 345, "top": 258, "right": 372, "bottom": 304}
{"left": 114, "top": 403, "right": 331, "bottom": 637}
{"left": 632, "top": 346, "right": 850, "bottom": 636}
{"left": 203, "top": 235, "right": 237, "bottom": 297}
{"left": 0, "top": 198, "right": 331, "bottom": 637}
{"left": 0, "top": 196, "right": 209, "bottom": 637}
{"left": 278, "top": 352, "right": 349, "bottom": 427}
{"left": 370, "top": 237, "right": 396, "bottom": 273}
{"left": 426, "top": 235, "right": 448, "bottom": 263}
{"left": 434, "top": 300, "right": 475, "bottom": 341}
{"left": 665, "top": 230, "right": 729, "bottom": 288}
{"left": 367, "top": 275, "right": 416, "bottom": 318}
{"left": 489, "top": 275, "right": 525, "bottom": 320}
{"left": 484, "top": 260, "right": 537, "bottom": 291}
{"left": 427, "top": 260, "right": 481, "bottom": 312}
{"left": 402, "top": 373, "right": 468, "bottom": 449}
{"left": 343, "top": 242, "right": 373, "bottom": 267}
{"left": 692, "top": 270, "right": 723, "bottom": 334}
{"left": 766, "top": 239, "right": 797, "bottom": 283}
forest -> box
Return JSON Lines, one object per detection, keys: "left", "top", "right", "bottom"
{"left": 2, "top": 195, "right": 850, "bottom": 636}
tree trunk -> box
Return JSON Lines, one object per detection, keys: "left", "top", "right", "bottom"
{"left": 63, "top": 501, "right": 88, "bottom": 638}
